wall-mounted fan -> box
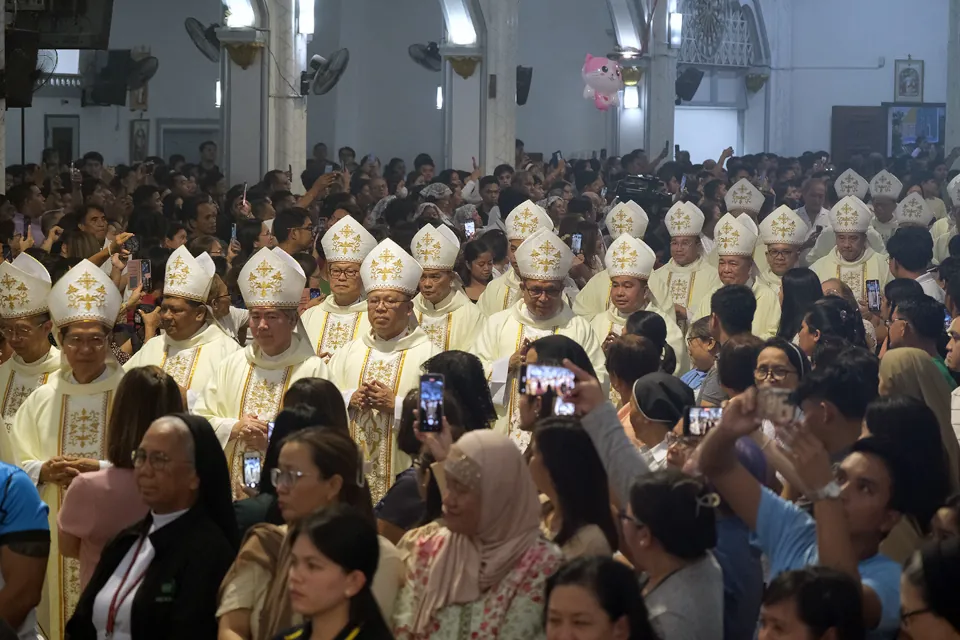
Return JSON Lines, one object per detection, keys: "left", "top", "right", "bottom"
{"left": 408, "top": 42, "right": 442, "bottom": 72}
{"left": 185, "top": 17, "right": 221, "bottom": 63}
{"left": 128, "top": 56, "right": 160, "bottom": 90}
{"left": 301, "top": 49, "right": 350, "bottom": 96}
{"left": 82, "top": 50, "right": 161, "bottom": 107}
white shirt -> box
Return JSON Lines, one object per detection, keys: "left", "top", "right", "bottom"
{"left": 217, "top": 307, "right": 249, "bottom": 341}
{"left": 91, "top": 509, "right": 188, "bottom": 640}
{"left": 916, "top": 271, "right": 946, "bottom": 303}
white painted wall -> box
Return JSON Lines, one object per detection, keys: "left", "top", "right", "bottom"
{"left": 783, "top": 0, "right": 948, "bottom": 154}
{"left": 6, "top": 0, "right": 222, "bottom": 166}
{"left": 675, "top": 107, "right": 740, "bottom": 164}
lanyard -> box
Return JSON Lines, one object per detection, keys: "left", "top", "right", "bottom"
{"left": 105, "top": 534, "right": 149, "bottom": 636}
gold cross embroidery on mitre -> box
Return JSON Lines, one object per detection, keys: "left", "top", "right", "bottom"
{"left": 66, "top": 271, "right": 107, "bottom": 311}
{"left": 612, "top": 243, "right": 638, "bottom": 270}
{"left": 874, "top": 175, "right": 891, "bottom": 194}
{"left": 717, "top": 221, "right": 740, "bottom": 250}
{"left": 902, "top": 200, "right": 923, "bottom": 219}
{"left": 370, "top": 249, "right": 404, "bottom": 282}
{"left": 248, "top": 260, "right": 284, "bottom": 297}
{"left": 332, "top": 227, "right": 362, "bottom": 256}
{"left": 512, "top": 208, "right": 538, "bottom": 237}
{"left": 839, "top": 174, "right": 860, "bottom": 195}
{"left": 416, "top": 233, "right": 442, "bottom": 262}
{"left": 0, "top": 274, "right": 28, "bottom": 311}
{"left": 165, "top": 256, "right": 191, "bottom": 288}
{"left": 611, "top": 211, "right": 633, "bottom": 236}
{"left": 835, "top": 202, "right": 859, "bottom": 228}
{"left": 770, "top": 213, "right": 796, "bottom": 240}
{"left": 530, "top": 240, "right": 561, "bottom": 274}
{"left": 669, "top": 210, "right": 691, "bottom": 231}
{"left": 731, "top": 184, "right": 753, "bottom": 206}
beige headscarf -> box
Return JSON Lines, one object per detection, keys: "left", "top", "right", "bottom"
{"left": 411, "top": 430, "right": 542, "bottom": 633}
{"left": 879, "top": 347, "right": 960, "bottom": 491}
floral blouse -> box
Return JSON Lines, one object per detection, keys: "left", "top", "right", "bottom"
{"left": 392, "top": 527, "right": 563, "bottom": 640}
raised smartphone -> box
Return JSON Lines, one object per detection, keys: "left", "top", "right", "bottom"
{"left": 419, "top": 374, "right": 444, "bottom": 432}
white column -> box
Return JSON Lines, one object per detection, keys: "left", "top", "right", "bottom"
{"left": 0, "top": 8, "right": 6, "bottom": 190}
{"left": 644, "top": 0, "right": 676, "bottom": 160}
{"left": 763, "top": 0, "right": 793, "bottom": 155}
{"left": 266, "top": 0, "right": 309, "bottom": 181}
{"left": 947, "top": 0, "right": 960, "bottom": 163}
{"left": 477, "top": 0, "right": 518, "bottom": 172}
{"left": 218, "top": 28, "right": 269, "bottom": 185}
{"left": 447, "top": 66, "right": 483, "bottom": 171}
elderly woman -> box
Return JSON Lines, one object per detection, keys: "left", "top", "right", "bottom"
{"left": 392, "top": 430, "right": 564, "bottom": 638}
{"left": 538, "top": 196, "right": 566, "bottom": 226}
{"left": 420, "top": 183, "right": 454, "bottom": 221}
{"left": 65, "top": 414, "right": 238, "bottom": 639}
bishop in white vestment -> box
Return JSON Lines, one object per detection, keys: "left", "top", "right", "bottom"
{"left": 196, "top": 248, "right": 328, "bottom": 498}
{"left": 589, "top": 234, "right": 687, "bottom": 376}
{"left": 302, "top": 216, "right": 377, "bottom": 359}
{"left": 10, "top": 259, "right": 124, "bottom": 640}
{"left": 474, "top": 229, "right": 607, "bottom": 449}
{"left": 410, "top": 223, "right": 483, "bottom": 351}
{"left": 647, "top": 202, "right": 721, "bottom": 323}
{"left": 572, "top": 200, "right": 649, "bottom": 318}
{"left": 806, "top": 169, "right": 888, "bottom": 264}
{"left": 122, "top": 246, "right": 240, "bottom": 408}
{"left": 329, "top": 239, "right": 439, "bottom": 501}
{"left": 0, "top": 253, "right": 59, "bottom": 451}
{"left": 755, "top": 206, "right": 810, "bottom": 295}
{"left": 811, "top": 197, "right": 891, "bottom": 302}
{"left": 868, "top": 170, "right": 903, "bottom": 245}
{"left": 692, "top": 213, "right": 782, "bottom": 339}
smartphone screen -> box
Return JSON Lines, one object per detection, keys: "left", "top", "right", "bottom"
{"left": 464, "top": 220, "right": 476, "bottom": 238}
{"left": 519, "top": 364, "right": 576, "bottom": 416}
{"left": 571, "top": 233, "right": 583, "bottom": 254}
{"left": 946, "top": 309, "right": 953, "bottom": 332}
{"left": 242, "top": 182, "right": 249, "bottom": 206}
{"left": 127, "top": 259, "right": 142, "bottom": 290}
{"left": 680, "top": 175, "right": 688, "bottom": 192}
{"left": 231, "top": 223, "right": 238, "bottom": 241}
{"left": 309, "top": 288, "right": 323, "bottom": 300}
{"left": 267, "top": 422, "right": 275, "bottom": 441}
{"left": 685, "top": 407, "right": 723, "bottom": 436}
{"left": 866, "top": 280, "right": 881, "bottom": 312}
{"left": 140, "top": 261, "right": 152, "bottom": 291}
{"left": 419, "top": 374, "right": 444, "bottom": 432}
{"left": 243, "top": 452, "right": 261, "bottom": 488}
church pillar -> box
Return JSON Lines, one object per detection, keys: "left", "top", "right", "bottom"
{"left": 266, "top": 0, "right": 310, "bottom": 182}
{"left": 476, "top": 0, "right": 519, "bottom": 172}
{"left": 218, "top": 27, "right": 269, "bottom": 185}
{"left": 946, "top": 0, "right": 960, "bottom": 165}
{"left": 644, "top": 0, "right": 677, "bottom": 161}
{"left": 763, "top": 0, "right": 794, "bottom": 155}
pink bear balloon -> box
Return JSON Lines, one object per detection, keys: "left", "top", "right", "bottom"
{"left": 582, "top": 54, "right": 622, "bottom": 111}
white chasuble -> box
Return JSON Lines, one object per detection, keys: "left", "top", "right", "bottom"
{"left": 301, "top": 296, "right": 371, "bottom": 359}
{"left": 571, "top": 269, "right": 611, "bottom": 318}
{"left": 412, "top": 289, "right": 484, "bottom": 352}
{"left": 0, "top": 346, "right": 59, "bottom": 449}
{"left": 477, "top": 269, "right": 578, "bottom": 318}
{"left": 589, "top": 299, "right": 688, "bottom": 376}
{"left": 195, "top": 335, "right": 328, "bottom": 499}
{"left": 811, "top": 247, "right": 891, "bottom": 303}
{"left": 648, "top": 257, "right": 721, "bottom": 318}
{"left": 328, "top": 328, "right": 439, "bottom": 502}
{"left": 9, "top": 363, "right": 123, "bottom": 640}
{"left": 474, "top": 301, "right": 607, "bottom": 449}
{"left": 122, "top": 323, "right": 240, "bottom": 408}
{"left": 692, "top": 279, "right": 782, "bottom": 340}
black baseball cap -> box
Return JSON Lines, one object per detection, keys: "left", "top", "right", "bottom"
{"left": 631, "top": 372, "right": 695, "bottom": 424}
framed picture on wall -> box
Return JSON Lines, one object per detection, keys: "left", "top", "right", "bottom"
{"left": 894, "top": 59, "right": 924, "bottom": 103}
{"left": 130, "top": 119, "right": 150, "bottom": 163}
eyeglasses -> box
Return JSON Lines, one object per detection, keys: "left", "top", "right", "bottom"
{"left": 524, "top": 286, "right": 564, "bottom": 299}
{"left": 885, "top": 317, "right": 908, "bottom": 328}
{"left": 131, "top": 449, "right": 192, "bottom": 471}
{"left": 0, "top": 322, "right": 45, "bottom": 338}
{"left": 295, "top": 224, "right": 314, "bottom": 234}
{"left": 368, "top": 297, "right": 407, "bottom": 309}
{"left": 766, "top": 249, "right": 797, "bottom": 259}
{"left": 63, "top": 335, "right": 107, "bottom": 351}
{"left": 330, "top": 267, "right": 360, "bottom": 280}
{"left": 270, "top": 467, "right": 316, "bottom": 488}
{"left": 900, "top": 607, "right": 932, "bottom": 624}
{"left": 250, "top": 312, "right": 291, "bottom": 325}
{"left": 754, "top": 366, "right": 797, "bottom": 382}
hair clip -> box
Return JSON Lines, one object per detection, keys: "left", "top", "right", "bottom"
{"left": 839, "top": 309, "right": 848, "bottom": 322}
{"left": 695, "top": 492, "right": 721, "bottom": 516}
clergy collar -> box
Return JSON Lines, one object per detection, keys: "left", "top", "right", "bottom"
{"left": 361, "top": 325, "right": 430, "bottom": 353}
{"left": 12, "top": 345, "right": 58, "bottom": 369}
{"left": 164, "top": 322, "right": 221, "bottom": 349}
{"left": 415, "top": 289, "right": 462, "bottom": 315}
{"left": 511, "top": 298, "right": 574, "bottom": 329}
{"left": 68, "top": 364, "right": 111, "bottom": 385}
{"left": 833, "top": 246, "right": 873, "bottom": 265}
{"left": 246, "top": 332, "right": 316, "bottom": 369}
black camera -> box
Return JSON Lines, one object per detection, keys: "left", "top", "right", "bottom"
{"left": 615, "top": 174, "right": 674, "bottom": 218}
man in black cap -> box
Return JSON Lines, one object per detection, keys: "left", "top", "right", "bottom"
{"left": 629, "top": 372, "right": 695, "bottom": 469}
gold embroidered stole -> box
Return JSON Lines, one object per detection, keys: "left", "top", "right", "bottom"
{"left": 159, "top": 344, "right": 203, "bottom": 389}
{"left": 1, "top": 370, "right": 50, "bottom": 432}
{"left": 665, "top": 270, "right": 697, "bottom": 309}
{"left": 352, "top": 347, "right": 408, "bottom": 502}
{"left": 507, "top": 324, "right": 559, "bottom": 449}
{"left": 316, "top": 310, "right": 362, "bottom": 356}
{"left": 835, "top": 262, "right": 868, "bottom": 301}
{"left": 416, "top": 311, "right": 453, "bottom": 351}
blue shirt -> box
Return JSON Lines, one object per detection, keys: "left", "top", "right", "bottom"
{"left": 0, "top": 462, "right": 50, "bottom": 639}
{"left": 756, "top": 488, "right": 901, "bottom": 640}
{"left": 680, "top": 367, "right": 708, "bottom": 391}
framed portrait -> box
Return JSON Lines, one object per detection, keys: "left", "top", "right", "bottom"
{"left": 129, "top": 119, "right": 150, "bottom": 163}
{"left": 894, "top": 59, "right": 924, "bottom": 103}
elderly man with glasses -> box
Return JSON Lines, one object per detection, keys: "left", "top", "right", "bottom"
{"left": 328, "top": 238, "right": 439, "bottom": 501}
{"left": 475, "top": 229, "right": 607, "bottom": 449}
{"left": 8, "top": 259, "right": 125, "bottom": 640}
{"left": 122, "top": 246, "right": 240, "bottom": 409}
{"left": 196, "top": 247, "right": 327, "bottom": 499}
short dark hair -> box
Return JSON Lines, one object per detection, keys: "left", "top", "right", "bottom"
{"left": 199, "top": 171, "right": 224, "bottom": 193}
{"left": 263, "top": 170, "right": 286, "bottom": 188}
{"left": 273, "top": 208, "right": 311, "bottom": 243}
{"left": 804, "top": 296, "right": 866, "bottom": 348}
{"left": 710, "top": 284, "right": 756, "bottom": 336}
{"left": 7, "top": 183, "right": 35, "bottom": 210}
{"left": 494, "top": 164, "right": 514, "bottom": 178}
{"left": 574, "top": 170, "right": 599, "bottom": 192}
{"left": 792, "top": 346, "right": 878, "bottom": 420}
{"left": 884, "top": 277, "right": 924, "bottom": 312}
{"left": 605, "top": 335, "right": 661, "bottom": 386}
{"left": 894, "top": 295, "right": 948, "bottom": 341}
{"left": 497, "top": 187, "right": 528, "bottom": 219}
{"left": 762, "top": 567, "right": 866, "bottom": 640}
{"left": 566, "top": 196, "right": 592, "bottom": 217}
{"left": 82, "top": 151, "right": 104, "bottom": 165}
{"left": 629, "top": 468, "right": 717, "bottom": 559}
{"left": 950, "top": 234, "right": 960, "bottom": 259}
{"left": 656, "top": 161, "right": 683, "bottom": 184}
{"left": 478, "top": 175, "right": 498, "bottom": 190}
{"left": 180, "top": 195, "right": 212, "bottom": 223}
{"left": 887, "top": 227, "right": 933, "bottom": 272}
{"left": 132, "top": 185, "right": 160, "bottom": 208}
{"left": 717, "top": 334, "right": 765, "bottom": 393}
{"left": 186, "top": 234, "right": 222, "bottom": 257}
{"left": 414, "top": 153, "right": 434, "bottom": 169}
{"left": 167, "top": 154, "right": 185, "bottom": 166}
{"left": 107, "top": 366, "right": 185, "bottom": 468}
{"left": 199, "top": 140, "right": 217, "bottom": 153}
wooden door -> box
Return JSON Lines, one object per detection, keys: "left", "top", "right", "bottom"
{"left": 831, "top": 107, "right": 887, "bottom": 163}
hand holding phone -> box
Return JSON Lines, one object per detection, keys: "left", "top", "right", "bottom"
{"left": 756, "top": 387, "right": 798, "bottom": 425}
{"left": 571, "top": 233, "right": 583, "bottom": 255}
{"left": 464, "top": 220, "right": 476, "bottom": 238}
{"left": 866, "top": 279, "right": 881, "bottom": 313}
{"left": 243, "top": 452, "right": 262, "bottom": 488}
{"left": 419, "top": 374, "right": 444, "bottom": 433}
{"left": 519, "top": 364, "right": 576, "bottom": 416}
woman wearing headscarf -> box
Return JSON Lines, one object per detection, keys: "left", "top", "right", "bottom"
{"left": 879, "top": 347, "right": 960, "bottom": 491}
{"left": 391, "top": 430, "right": 563, "bottom": 639}
{"left": 65, "top": 414, "right": 239, "bottom": 640}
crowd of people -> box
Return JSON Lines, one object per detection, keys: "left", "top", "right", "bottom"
{"left": 0, "top": 136, "right": 957, "bottom": 640}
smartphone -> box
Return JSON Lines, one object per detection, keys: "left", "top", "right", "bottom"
{"left": 680, "top": 175, "right": 688, "bottom": 192}
{"left": 866, "top": 279, "right": 881, "bottom": 312}
{"left": 757, "top": 387, "right": 797, "bottom": 424}
{"left": 519, "top": 364, "right": 576, "bottom": 416}
{"left": 267, "top": 421, "right": 275, "bottom": 441}
{"left": 528, "top": 152, "right": 544, "bottom": 164}
{"left": 123, "top": 235, "right": 140, "bottom": 254}
{"left": 946, "top": 308, "right": 953, "bottom": 332}
{"left": 419, "top": 374, "right": 444, "bottom": 433}
{"left": 684, "top": 407, "right": 723, "bottom": 437}
{"left": 1, "top": 244, "right": 10, "bottom": 262}
{"left": 242, "top": 182, "right": 248, "bottom": 206}
{"left": 570, "top": 233, "right": 583, "bottom": 254}
{"left": 140, "top": 260, "right": 152, "bottom": 291}
{"left": 464, "top": 220, "right": 476, "bottom": 238}
{"left": 231, "top": 223, "right": 238, "bottom": 241}
{"left": 127, "top": 259, "right": 142, "bottom": 290}
{"left": 243, "top": 451, "right": 262, "bottom": 488}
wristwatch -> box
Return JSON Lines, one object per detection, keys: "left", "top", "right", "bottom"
{"left": 809, "top": 480, "right": 842, "bottom": 502}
